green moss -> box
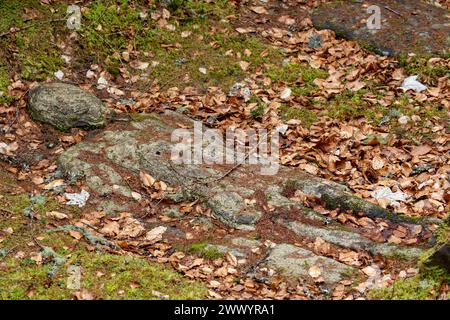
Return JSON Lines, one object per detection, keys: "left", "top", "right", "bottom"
{"left": 368, "top": 276, "right": 436, "bottom": 300}
{"left": 81, "top": 0, "right": 282, "bottom": 91}
{"left": 326, "top": 89, "right": 383, "bottom": 122}
{"left": 0, "top": 0, "right": 283, "bottom": 91}
{"left": 370, "top": 219, "right": 449, "bottom": 300}
{"left": 434, "top": 220, "right": 449, "bottom": 245}
{"left": 418, "top": 219, "right": 449, "bottom": 267}
{"left": 397, "top": 54, "right": 449, "bottom": 84}
{"left": 340, "top": 267, "right": 358, "bottom": 279}
{"left": 324, "top": 85, "right": 445, "bottom": 138}
{"left": 250, "top": 103, "right": 265, "bottom": 119}
{"left": 17, "top": 28, "right": 64, "bottom": 81}
{"left": 0, "top": 66, "right": 13, "bottom": 103}
{"left": 0, "top": 193, "right": 59, "bottom": 217}
{"left": 266, "top": 63, "right": 326, "bottom": 84}
{"left": 0, "top": 169, "right": 206, "bottom": 300}
{"left": 387, "top": 94, "right": 446, "bottom": 127}
{"left": 0, "top": 0, "right": 65, "bottom": 82}
{"left": 189, "top": 242, "right": 224, "bottom": 260}
{"left": 368, "top": 266, "right": 448, "bottom": 300}
{"left": 130, "top": 113, "right": 160, "bottom": 122}
{"left": 159, "top": 0, "right": 186, "bottom": 13}
{"left": 0, "top": 0, "right": 36, "bottom": 33}
{"left": 0, "top": 251, "right": 207, "bottom": 300}
{"left": 265, "top": 63, "right": 328, "bottom": 96}
{"left": 82, "top": 1, "right": 142, "bottom": 54}
{"left": 279, "top": 105, "right": 318, "bottom": 127}
{"left": 0, "top": 195, "right": 62, "bottom": 253}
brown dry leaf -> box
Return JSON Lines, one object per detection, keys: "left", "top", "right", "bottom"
{"left": 302, "top": 163, "right": 319, "bottom": 175}
{"left": 43, "top": 179, "right": 65, "bottom": 190}
{"left": 392, "top": 68, "right": 404, "bottom": 80}
{"left": 209, "top": 280, "right": 221, "bottom": 288}
{"left": 140, "top": 171, "right": 155, "bottom": 187}
{"left": 46, "top": 211, "right": 68, "bottom": 220}
{"left": 387, "top": 235, "right": 402, "bottom": 244}
{"left": 226, "top": 252, "right": 238, "bottom": 267}
{"left": 410, "top": 145, "right": 432, "bottom": 156}
{"left": 280, "top": 87, "right": 292, "bottom": 100}
{"left": 278, "top": 15, "right": 295, "bottom": 25}
{"left": 190, "top": 258, "right": 204, "bottom": 268}
{"left": 129, "top": 60, "right": 149, "bottom": 70}
{"left": 250, "top": 6, "right": 268, "bottom": 14}
{"left": 118, "top": 218, "right": 145, "bottom": 238}
{"left": 338, "top": 251, "right": 360, "bottom": 265}
{"left": 362, "top": 265, "right": 378, "bottom": 277}
{"left": 214, "top": 266, "right": 228, "bottom": 277}
{"left": 32, "top": 176, "right": 44, "bottom": 185}
{"left": 100, "top": 221, "right": 120, "bottom": 236}
{"left": 313, "top": 237, "right": 330, "bottom": 255}
{"left": 30, "top": 252, "right": 43, "bottom": 264}
{"left": 145, "top": 226, "right": 167, "bottom": 241}
{"left": 208, "top": 290, "right": 223, "bottom": 299}
{"left": 3, "top": 227, "right": 14, "bottom": 234}
{"left": 239, "top": 61, "right": 250, "bottom": 71}
{"left": 162, "top": 8, "right": 170, "bottom": 19}
{"left": 69, "top": 230, "right": 83, "bottom": 240}
{"left": 346, "top": 80, "right": 365, "bottom": 91}
{"left": 180, "top": 31, "right": 192, "bottom": 39}
{"left": 308, "top": 265, "right": 321, "bottom": 278}
{"left": 235, "top": 27, "right": 256, "bottom": 34}
{"left": 74, "top": 290, "right": 94, "bottom": 300}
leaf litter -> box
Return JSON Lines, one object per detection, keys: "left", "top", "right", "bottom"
{"left": 0, "top": 0, "right": 448, "bottom": 300}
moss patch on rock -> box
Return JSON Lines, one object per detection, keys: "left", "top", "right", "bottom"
{"left": 368, "top": 266, "right": 449, "bottom": 300}
{"left": 189, "top": 242, "right": 224, "bottom": 260}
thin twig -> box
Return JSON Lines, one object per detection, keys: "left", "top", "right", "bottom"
{"left": 383, "top": 6, "right": 404, "bottom": 18}
{"left": 0, "top": 18, "right": 66, "bottom": 38}
{"left": 0, "top": 207, "right": 16, "bottom": 216}
{"left": 80, "top": 221, "right": 100, "bottom": 231}
{"left": 32, "top": 236, "right": 46, "bottom": 250}
{"left": 0, "top": 245, "right": 17, "bottom": 262}
{"left": 208, "top": 129, "right": 272, "bottom": 183}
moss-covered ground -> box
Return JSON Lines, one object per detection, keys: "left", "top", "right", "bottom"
{"left": 0, "top": 168, "right": 206, "bottom": 299}
{"left": 0, "top": 0, "right": 447, "bottom": 132}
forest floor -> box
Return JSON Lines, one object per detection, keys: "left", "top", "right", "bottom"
{"left": 0, "top": 0, "right": 448, "bottom": 300}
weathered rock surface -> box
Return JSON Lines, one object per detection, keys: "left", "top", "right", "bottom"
{"left": 266, "top": 244, "right": 354, "bottom": 284}
{"left": 28, "top": 83, "right": 107, "bottom": 131}
{"left": 57, "top": 111, "right": 414, "bottom": 225}
{"left": 56, "top": 110, "right": 428, "bottom": 283}
{"left": 282, "top": 219, "right": 422, "bottom": 259}
{"left": 312, "top": 0, "right": 450, "bottom": 56}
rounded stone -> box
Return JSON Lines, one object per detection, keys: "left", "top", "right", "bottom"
{"left": 28, "top": 82, "right": 107, "bottom": 131}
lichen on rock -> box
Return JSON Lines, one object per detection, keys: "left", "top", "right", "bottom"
{"left": 28, "top": 82, "right": 107, "bottom": 131}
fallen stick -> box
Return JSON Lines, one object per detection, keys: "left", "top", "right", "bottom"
{"left": 384, "top": 6, "right": 404, "bottom": 18}
{"left": 0, "top": 18, "right": 66, "bottom": 38}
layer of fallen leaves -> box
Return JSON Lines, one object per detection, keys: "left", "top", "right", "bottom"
{"left": 0, "top": 0, "right": 448, "bottom": 300}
